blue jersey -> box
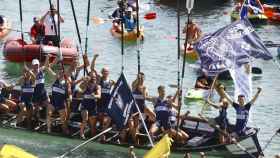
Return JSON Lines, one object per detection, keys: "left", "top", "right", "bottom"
{"left": 51, "top": 79, "right": 67, "bottom": 109}
{"left": 154, "top": 98, "right": 170, "bottom": 130}
{"left": 124, "top": 16, "right": 136, "bottom": 32}
{"left": 168, "top": 108, "right": 177, "bottom": 129}
{"left": 34, "top": 70, "right": 45, "bottom": 90}
{"left": 233, "top": 102, "right": 251, "bottom": 135}
{"left": 81, "top": 83, "right": 98, "bottom": 116}
{"left": 132, "top": 88, "right": 145, "bottom": 113}
{"left": 97, "top": 79, "right": 113, "bottom": 113}
{"left": 21, "top": 80, "right": 34, "bottom": 102}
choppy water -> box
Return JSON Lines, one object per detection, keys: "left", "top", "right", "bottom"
{"left": 0, "top": 0, "right": 280, "bottom": 157}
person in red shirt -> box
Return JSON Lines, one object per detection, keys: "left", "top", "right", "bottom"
{"left": 30, "top": 17, "right": 45, "bottom": 44}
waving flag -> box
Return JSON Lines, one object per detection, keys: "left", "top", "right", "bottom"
{"left": 107, "top": 72, "right": 136, "bottom": 129}
{"left": 195, "top": 18, "right": 272, "bottom": 76}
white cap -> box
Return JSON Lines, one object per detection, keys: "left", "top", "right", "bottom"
{"left": 32, "top": 59, "right": 40, "bottom": 65}
{"left": 127, "top": 7, "right": 133, "bottom": 12}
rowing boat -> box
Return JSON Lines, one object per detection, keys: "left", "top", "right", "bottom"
{"left": 110, "top": 26, "right": 144, "bottom": 42}
{"left": 0, "top": 16, "right": 12, "bottom": 40}
{"left": 0, "top": 106, "right": 262, "bottom": 158}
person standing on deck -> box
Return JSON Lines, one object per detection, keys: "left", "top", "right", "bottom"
{"left": 127, "top": 72, "right": 155, "bottom": 145}
{"left": 16, "top": 68, "right": 36, "bottom": 129}
{"left": 183, "top": 19, "right": 202, "bottom": 48}
{"left": 30, "top": 17, "right": 45, "bottom": 44}
{"left": 29, "top": 57, "right": 51, "bottom": 125}
{"left": 0, "top": 79, "right": 17, "bottom": 114}
{"left": 40, "top": 4, "right": 64, "bottom": 46}
{"left": 46, "top": 64, "right": 71, "bottom": 134}
{"left": 79, "top": 71, "right": 101, "bottom": 139}
{"left": 97, "top": 67, "right": 115, "bottom": 142}
{"left": 219, "top": 85, "right": 262, "bottom": 136}
{"left": 146, "top": 86, "right": 189, "bottom": 143}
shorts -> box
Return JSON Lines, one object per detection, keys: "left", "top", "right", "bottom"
{"left": 81, "top": 99, "right": 97, "bottom": 117}
{"left": 20, "top": 96, "right": 33, "bottom": 110}
{"left": 51, "top": 98, "right": 66, "bottom": 111}
{"left": 32, "top": 88, "right": 48, "bottom": 104}
{"left": 0, "top": 94, "right": 6, "bottom": 103}
{"left": 156, "top": 120, "right": 171, "bottom": 131}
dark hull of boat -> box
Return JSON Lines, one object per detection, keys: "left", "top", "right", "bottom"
{"left": 0, "top": 111, "right": 264, "bottom": 158}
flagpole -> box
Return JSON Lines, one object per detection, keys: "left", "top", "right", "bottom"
{"left": 176, "top": 0, "right": 194, "bottom": 136}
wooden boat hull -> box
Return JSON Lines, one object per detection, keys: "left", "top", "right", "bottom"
{"left": 230, "top": 11, "right": 268, "bottom": 24}
{"left": 0, "top": 16, "right": 12, "bottom": 40}
{"left": 0, "top": 109, "right": 264, "bottom": 158}
{"left": 110, "top": 27, "right": 144, "bottom": 42}
{"left": 2, "top": 38, "right": 78, "bottom": 65}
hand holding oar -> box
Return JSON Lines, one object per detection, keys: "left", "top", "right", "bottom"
{"left": 58, "top": 127, "right": 112, "bottom": 158}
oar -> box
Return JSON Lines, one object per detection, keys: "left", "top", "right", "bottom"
{"left": 92, "top": 12, "right": 157, "bottom": 25}
{"left": 58, "top": 127, "right": 112, "bottom": 158}
{"left": 198, "top": 114, "right": 257, "bottom": 158}
{"left": 262, "top": 128, "right": 280, "bottom": 151}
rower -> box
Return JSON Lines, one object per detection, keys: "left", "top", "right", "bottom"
{"left": 219, "top": 85, "right": 262, "bottom": 136}
{"left": 194, "top": 72, "right": 213, "bottom": 90}
{"left": 128, "top": 72, "right": 155, "bottom": 145}
{"left": 30, "top": 17, "right": 45, "bottom": 44}
{"left": 0, "top": 79, "right": 17, "bottom": 114}
{"left": 147, "top": 86, "right": 189, "bottom": 143}
{"left": 40, "top": 4, "right": 64, "bottom": 46}
{"left": 207, "top": 97, "right": 230, "bottom": 144}
{"left": 16, "top": 68, "right": 35, "bottom": 128}
{"left": 97, "top": 67, "right": 115, "bottom": 142}
{"left": 46, "top": 64, "right": 71, "bottom": 134}
{"left": 30, "top": 57, "right": 51, "bottom": 124}
{"left": 79, "top": 71, "right": 101, "bottom": 139}
{"left": 123, "top": 7, "right": 136, "bottom": 32}
{"left": 111, "top": 0, "right": 126, "bottom": 33}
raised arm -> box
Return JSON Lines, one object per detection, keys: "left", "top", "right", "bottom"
{"left": 40, "top": 11, "right": 50, "bottom": 23}
{"left": 250, "top": 87, "right": 262, "bottom": 105}
{"left": 90, "top": 54, "right": 99, "bottom": 72}
{"left": 219, "top": 86, "right": 233, "bottom": 105}
{"left": 207, "top": 98, "right": 220, "bottom": 109}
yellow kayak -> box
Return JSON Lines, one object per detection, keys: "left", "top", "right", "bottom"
{"left": 110, "top": 26, "right": 144, "bottom": 42}
{"left": 0, "top": 144, "right": 37, "bottom": 158}
{"left": 180, "top": 44, "right": 199, "bottom": 63}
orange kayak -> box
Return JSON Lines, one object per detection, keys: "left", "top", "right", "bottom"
{"left": 110, "top": 26, "right": 144, "bottom": 42}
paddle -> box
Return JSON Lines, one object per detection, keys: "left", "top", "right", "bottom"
{"left": 58, "top": 127, "right": 112, "bottom": 158}
{"left": 262, "top": 128, "right": 280, "bottom": 151}
{"left": 176, "top": 0, "right": 195, "bottom": 139}
{"left": 92, "top": 12, "right": 157, "bottom": 25}
{"left": 198, "top": 114, "right": 257, "bottom": 158}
